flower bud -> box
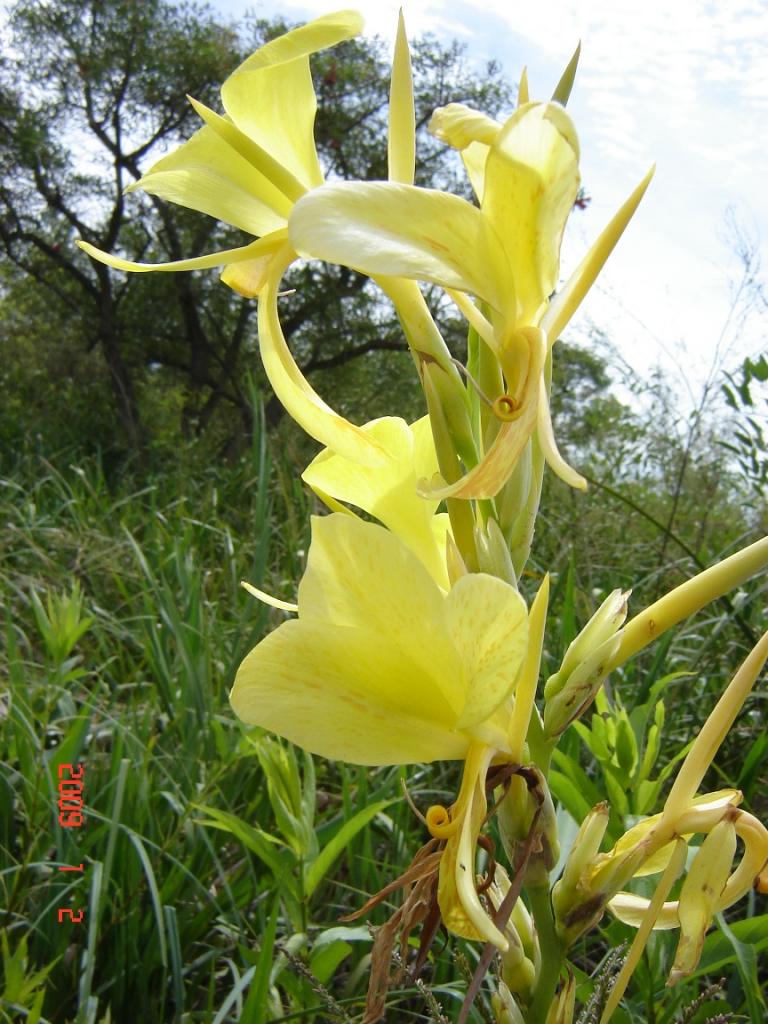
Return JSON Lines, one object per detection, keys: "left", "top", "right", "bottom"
{"left": 552, "top": 803, "right": 609, "bottom": 945}
{"left": 545, "top": 589, "right": 629, "bottom": 699}
{"left": 543, "top": 633, "right": 622, "bottom": 737}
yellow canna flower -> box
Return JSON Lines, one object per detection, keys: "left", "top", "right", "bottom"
{"left": 302, "top": 415, "right": 451, "bottom": 588}
{"left": 289, "top": 89, "right": 654, "bottom": 498}
{"left": 231, "top": 513, "right": 528, "bottom": 765}
{"left": 76, "top": 10, "right": 402, "bottom": 467}
{"left": 231, "top": 511, "right": 537, "bottom": 948}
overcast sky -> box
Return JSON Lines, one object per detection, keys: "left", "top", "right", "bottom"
{"left": 210, "top": 0, "right": 766, "bottom": 403}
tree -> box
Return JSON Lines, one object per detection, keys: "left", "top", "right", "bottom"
{"left": 0, "top": 0, "right": 513, "bottom": 460}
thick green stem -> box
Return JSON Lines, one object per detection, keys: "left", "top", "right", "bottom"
{"left": 527, "top": 883, "right": 564, "bottom": 1024}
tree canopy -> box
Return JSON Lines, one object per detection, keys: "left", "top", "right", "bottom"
{"left": 0, "top": 0, "right": 513, "bottom": 462}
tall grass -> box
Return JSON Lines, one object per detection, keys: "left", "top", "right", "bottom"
{"left": 1, "top": 417, "right": 766, "bottom": 1023}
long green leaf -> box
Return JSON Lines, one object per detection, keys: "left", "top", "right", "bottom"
{"left": 304, "top": 800, "right": 392, "bottom": 899}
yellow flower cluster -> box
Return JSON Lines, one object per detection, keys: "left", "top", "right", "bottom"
{"left": 78, "top": 11, "right": 768, "bottom": 1022}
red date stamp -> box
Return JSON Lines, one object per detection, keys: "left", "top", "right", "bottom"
{"left": 56, "top": 762, "right": 86, "bottom": 925}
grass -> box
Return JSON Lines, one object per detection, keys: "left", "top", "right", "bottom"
{"left": 1, "top": 419, "right": 766, "bottom": 1023}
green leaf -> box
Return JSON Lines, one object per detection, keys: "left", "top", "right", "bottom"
{"left": 714, "top": 913, "right": 767, "bottom": 1020}
{"left": 304, "top": 799, "right": 392, "bottom": 899}
{"left": 193, "top": 805, "right": 294, "bottom": 882}
{"left": 244, "top": 897, "right": 281, "bottom": 1024}
{"left": 549, "top": 768, "right": 593, "bottom": 825}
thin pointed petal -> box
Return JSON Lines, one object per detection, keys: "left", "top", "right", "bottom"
{"left": 241, "top": 580, "right": 298, "bottom": 613}
{"left": 542, "top": 166, "right": 655, "bottom": 345}
{"left": 388, "top": 10, "right": 415, "bottom": 185}
{"left": 507, "top": 574, "right": 550, "bottom": 759}
{"left": 600, "top": 838, "right": 687, "bottom": 1024}
{"left": 77, "top": 232, "right": 285, "bottom": 275}
{"left": 518, "top": 67, "right": 529, "bottom": 107}
{"left": 663, "top": 631, "right": 768, "bottom": 822}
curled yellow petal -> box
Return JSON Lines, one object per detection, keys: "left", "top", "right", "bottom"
{"left": 669, "top": 818, "right": 737, "bottom": 984}
{"left": 418, "top": 326, "right": 545, "bottom": 500}
{"left": 428, "top": 102, "right": 502, "bottom": 150}
{"left": 258, "top": 244, "right": 389, "bottom": 466}
{"left": 537, "top": 377, "right": 587, "bottom": 490}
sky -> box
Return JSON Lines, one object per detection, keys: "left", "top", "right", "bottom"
{"left": 212, "top": 0, "right": 767, "bottom": 403}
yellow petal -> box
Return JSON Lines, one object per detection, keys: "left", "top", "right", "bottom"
{"left": 222, "top": 58, "right": 323, "bottom": 190}
{"left": 289, "top": 181, "right": 512, "bottom": 316}
{"left": 302, "top": 416, "right": 449, "bottom": 587}
{"left": 669, "top": 819, "right": 737, "bottom": 983}
{"left": 220, "top": 253, "right": 275, "bottom": 297}
{"left": 518, "top": 67, "right": 530, "bottom": 107}
{"left": 542, "top": 166, "right": 655, "bottom": 346}
{"left": 231, "top": 9, "right": 364, "bottom": 73}
{"left": 76, "top": 231, "right": 286, "bottom": 275}
{"left": 462, "top": 140, "right": 491, "bottom": 202}
{"left": 231, "top": 619, "right": 468, "bottom": 764}
{"left": 483, "top": 102, "right": 580, "bottom": 324}
{"left": 448, "top": 573, "right": 528, "bottom": 730}
{"left": 388, "top": 10, "right": 415, "bottom": 185}
{"left": 220, "top": 10, "right": 361, "bottom": 189}
{"left": 608, "top": 891, "right": 679, "bottom": 930}
{"left": 428, "top": 103, "right": 501, "bottom": 150}
{"left": 507, "top": 574, "right": 550, "bottom": 759}
{"left": 186, "top": 96, "right": 305, "bottom": 204}
{"left": 258, "top": 244, "right": 390, "bottom": 465}
{"left": 298, "top": 514, "right": 462, "bottom": 708}
{"left": 127, "top": 125, "right": 288, "bottom": 234}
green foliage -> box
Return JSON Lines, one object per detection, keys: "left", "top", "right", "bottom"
{"left": 722, "top": 354, "right": 768, "bottom": 497}
{"left": 2, "top": 412, "right": 765, "bottom": 1022}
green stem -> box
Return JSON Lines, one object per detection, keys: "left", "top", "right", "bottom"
{"left": 527, "top": 883, "right": 564, "bottom": 1024}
